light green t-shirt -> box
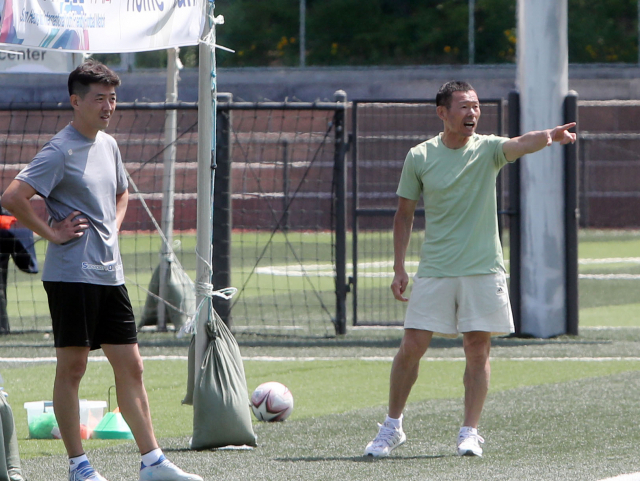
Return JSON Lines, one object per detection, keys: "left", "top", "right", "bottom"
{"left": 396, "top": 133, "right": 511, "bottom": 278}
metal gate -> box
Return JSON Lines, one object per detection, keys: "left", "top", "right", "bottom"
{"left": 350, "top": 99, "right": 505, "bottom": 326}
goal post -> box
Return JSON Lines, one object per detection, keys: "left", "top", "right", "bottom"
{"left": 193, "top": 0, "right": 217, "bottom": 384}
{"left": 517, "top": 0, "right": 578, "bottom": 337}
{"left": 507, "top": 89, "right": 579, "bottom": 337}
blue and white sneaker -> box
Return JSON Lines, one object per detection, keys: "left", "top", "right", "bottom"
{"left": 69, "top": 461, "right": 109, "bottom": 481}
{"left": 456, "top": 427, "right": 484, "bottom": 457}
{"left": 364, "top": 421, "right": 406, "bottom": 457}
{"left": 139, "top": 455, "right": 203, "bottom": 481}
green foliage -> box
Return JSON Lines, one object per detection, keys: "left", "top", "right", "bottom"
{"left": 212, "top": 0, "right": 639, "bottom": 67}
{"left": 568, "top": 0, "right": 637, "bottom": 62}
{"left": 475, "top": 0, "right": 517, "bottom": 63}
{"left": 216, "top": 0, "right": 301, "bottom": 67}
{"left": 94, "top": 1, "right": 640, "bottom": 68}
{"left": 135, "top": 50, "right": 168, "bottom": 69}
{"left": 91, "top": 53, "right": 122, "bottom": 67}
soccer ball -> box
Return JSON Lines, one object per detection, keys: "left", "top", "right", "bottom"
{"left": 250, "top": 382, "right": 294, "bottom": 422}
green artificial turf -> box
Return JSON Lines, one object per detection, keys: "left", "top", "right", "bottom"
{"left": 5, "top": 354, "right": 640, "bottom": 463}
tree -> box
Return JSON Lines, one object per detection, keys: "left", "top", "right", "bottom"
{"left": 126, "top": 0, "right": 640, "bottom": 68}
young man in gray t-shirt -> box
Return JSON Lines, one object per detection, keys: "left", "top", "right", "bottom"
{"left": 2, "top": 60, "right": 202, "bottom": 481}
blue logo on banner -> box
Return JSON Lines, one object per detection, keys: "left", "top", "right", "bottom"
{"left": 126, "top": 0, "right": 197, "bottom": 12}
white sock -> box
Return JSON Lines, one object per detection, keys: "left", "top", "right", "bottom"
{"left": 141, "top": 448, "right": 163, "bottom": 467}
{"left": 69, "top": 454, "right": 88, "bottom": 471}
{"left": 459, "top": 426, "right": 477, "bottom": 435}
{"left": 385, "top": 414, "right": 403, "bottom": 429}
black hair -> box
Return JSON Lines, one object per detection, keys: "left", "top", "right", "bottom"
{"left": 67, "top": 59, "right": 121, "bottom": 97}
{"left": 435, "top": 81, "right": 475, "bottom": 108}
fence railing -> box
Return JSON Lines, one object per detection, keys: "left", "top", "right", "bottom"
{"left": 0, "top": 97, "right": 639, "bottom": 335}
{"left": 350, "top": 99, "right": 505, "bottom": 326}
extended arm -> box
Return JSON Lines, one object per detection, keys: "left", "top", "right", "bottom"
{"left": 502, "top": 122, "right": 576, "bottom": 163}
{"left": 1, "top": 180, "right": 87, "bottom": 245}
{"left": 115, "top": 189, "right": 128, "bottom": 231}
{"left": 391, "top": 196, "right": 418, "bottom": 302}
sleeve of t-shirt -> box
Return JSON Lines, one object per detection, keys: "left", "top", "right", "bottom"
{"left": 15, "top": 142, "right": 65, "bottom": 198}
{"left": 396, "top": 148, "right": 422, "bottom": 201}
{"left": 491, "top": 135, "right": 510, "bottom": 169}
{"left": 114, "top": 146, "right": 128, "bottom": 194}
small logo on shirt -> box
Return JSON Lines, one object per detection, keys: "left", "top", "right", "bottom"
{"left": 81, "top": 262, "right": 122, "bottom": 272}
{"left": 68, "top": 149, "right": 73, "bottom": 155}
{"left": 497, "top": 286, "right": 505, "bottom": 295}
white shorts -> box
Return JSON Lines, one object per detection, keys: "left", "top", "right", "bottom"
{"left": 403, "top": 272, "right": 515, "bottom": 337}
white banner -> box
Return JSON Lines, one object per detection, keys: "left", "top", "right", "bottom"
{"left": 0, "top": 0, "right": 204, "bottom": 53}
{"left": 0, "top": 45, "right": 73, "bottom": 72}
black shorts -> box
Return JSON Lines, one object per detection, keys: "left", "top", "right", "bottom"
{"left": 43, "top": 281, "right": 138, "bottom": 350}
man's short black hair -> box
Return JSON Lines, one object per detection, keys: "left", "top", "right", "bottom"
{"left": 68, "top": 59, "right": 121, "bottom": 98}
{"left": 436, "top": 81, "right": 476, "bottom": 108}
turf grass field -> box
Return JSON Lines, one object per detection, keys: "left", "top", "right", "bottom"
{"left": 1, "top": 326, "right": 640, "bottom": 480}
{"left": 1, "top": 228, "right": 640, "bottom": 479}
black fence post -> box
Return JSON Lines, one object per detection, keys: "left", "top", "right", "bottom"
{"left": 213, "top": 93, "right": 233, "bottom": 326}
{"left": 351, "top": 102, "right": 359, "bottom": 327}
{"left": 333, "top": 90, "right": 348, "bottom": 335}
{"left": 496, "top": 98, "right": 505, "bottom": 241}
{"left": 507, "top": 90, "right": 521, "bottom": 335}
{"left": 564, "top": 91, "right": 579, "bottom": 336}
{"left": 282, "top": 140, "right": 290, "bottom": 232}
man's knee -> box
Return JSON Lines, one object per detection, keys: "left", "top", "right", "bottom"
{"left": 463, "top": 332, "right": 491, "bottom": 366}
{"left": 117, "top": 357, "right": 144, "bottom": 383}
{"left": 397, "top": 329, "right": 432, "bottom": 363}
{"left": 103, "top": 344, "right": 144, "bottom": 378}
{"left": 55, "top": 349, "right": 89, "bottom": 383}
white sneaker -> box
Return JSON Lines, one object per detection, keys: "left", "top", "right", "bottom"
{"left": 69, "top": 461, "right": 109, "bottom": 481}
{"left": 456, "top": 427, "right": 484, "bottom": 457}
{"left": 364, "top": 421, "right": 406, "bottom": 457}
{"left": 139, "top": 455, "right": 203, "bottom": 481}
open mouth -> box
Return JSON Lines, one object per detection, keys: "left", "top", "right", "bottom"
{"left": 464, "top": 121, "right": 475, "bottom": 128}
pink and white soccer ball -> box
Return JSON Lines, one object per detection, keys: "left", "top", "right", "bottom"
{"left": 250, "top": 381, "right": 294, "bottom": 422}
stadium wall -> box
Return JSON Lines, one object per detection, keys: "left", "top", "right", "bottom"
{"left": 3, "top": 64, "right": 640, "bottom": 103}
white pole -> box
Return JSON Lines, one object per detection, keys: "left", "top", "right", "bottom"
{"left": 468, "top": 0, "right": 475, "bottom": 65}
{"left": 120, "top": 53, "right": 135, "bottom": 72}
{"left": 194, "top": 2, "right": 216, "bottom": 376}
{"left": 517, "top": 0, "right": 569, "bottom": 338}
{"left": 300, "top": 0, "right": 306, "bottom": 67}
{"left": 157, "top": 47, "right": 180, "bottom": 331}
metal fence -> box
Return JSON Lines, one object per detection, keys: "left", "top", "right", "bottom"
{"left": 577, "top": 100, "right": 640, "bottom": 228}
{"left": 350, "top": 99, "right": 506, "bottom": 327}
{"left": 0, "top": 97, "right": 638, "bottom": 335}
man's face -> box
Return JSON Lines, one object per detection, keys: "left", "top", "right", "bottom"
{"left": 437, "top": 90, "right": 481, "bottom": 138}
{"left": 71, "top": 82, "right": 117, "bottom": 133}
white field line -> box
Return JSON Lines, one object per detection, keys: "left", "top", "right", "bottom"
{"left": 255, "top": 258, "right": 640, "bottom": 279}
{"left": 581, "top": 326, "right": 640, "bottom": 330}
{"left": 600, "top": 473, "right": 640, "bottom": 481}
{"left": 3, "top": 355, "right": 640, "bottom": 364}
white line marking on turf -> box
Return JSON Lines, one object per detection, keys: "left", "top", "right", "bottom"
{"left": 0, "top": 355, "right": 189, "bottom": 363}
{"left": 599, "top": 473, "right": 640, "bottom": 481}
{"left": 255, "top": 257, "right": 640, "bottom": 279}
{"left": 243, "top": 356, "right": 640, "bottom": 362}
{"left": 4, "top": 355, "right": 640, "bottom": 364}
{"left": 581, "top": 326, "right": 640, "bottom": 330}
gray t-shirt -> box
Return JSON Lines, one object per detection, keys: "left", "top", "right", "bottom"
{"left": 16, "top": 124, "right": 128, "bottom": 285}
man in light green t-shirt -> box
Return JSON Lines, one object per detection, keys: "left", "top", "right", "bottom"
{"left": 364, "top": 81, "right": 576, "bottom": 458}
